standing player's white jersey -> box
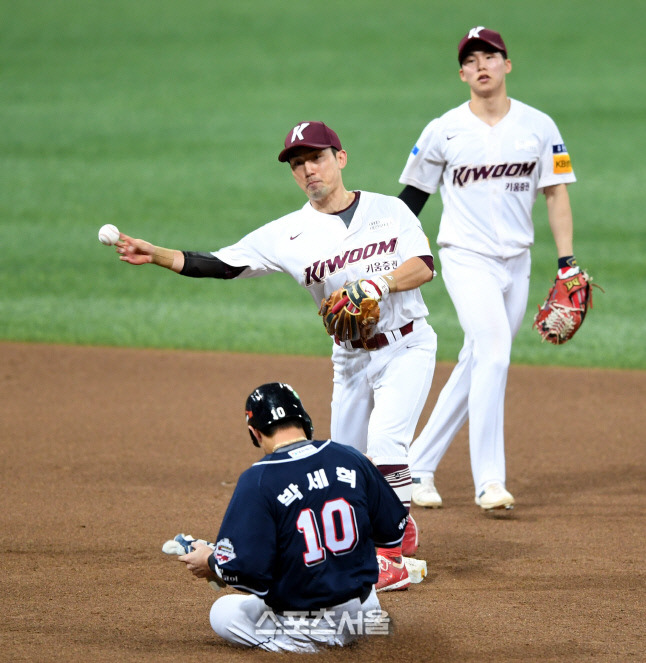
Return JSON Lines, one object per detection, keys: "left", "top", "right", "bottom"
{"left": 214, "top": 190, "right": 431, "bottom": 332}
{"left": 399, "top": 99, "right": 576, "bottom": 258}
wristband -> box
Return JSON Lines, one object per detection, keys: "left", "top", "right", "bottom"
{"left": 152, "top": 246, "right": 175, "bottom": 269}
{"left": 557, "top": 255, "right": 580, "bottom": 279}
{"left": 383, "top": 274, "right": 397, "bottom": 293}
{"left": 557, "top": 255, "right": 577, "bottom": 270}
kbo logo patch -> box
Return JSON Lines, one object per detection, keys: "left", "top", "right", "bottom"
{"left": 215, "top": 538, "right": 237, "bottom": 564}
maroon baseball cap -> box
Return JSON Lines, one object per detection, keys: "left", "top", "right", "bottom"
{"left": 458, "top": 26, "right": 507, "bottom": 63}
{"left": 278, "top": 121, "right": 343, "bottom": 162}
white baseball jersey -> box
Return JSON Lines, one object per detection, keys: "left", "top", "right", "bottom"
{"left": 214, "top": 191, "right": 432, "bottom": 332}
{"left": 399, "top": 99, "right": 576, "bottom": 259}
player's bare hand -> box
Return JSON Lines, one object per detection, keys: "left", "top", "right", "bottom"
{"left": 179, "top": 542, "right": 217, "bottom": 580}
{"left": 116, "top": 233, "right": 155, "bottom": 265}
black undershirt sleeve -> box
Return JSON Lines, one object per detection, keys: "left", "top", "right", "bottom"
{"left": 180, "top": 251, "right": 247, "bottom": 279}
{"left": 398, "top": 185, "right": 430, "bottom": 217}
{"left": 398, "top": 186, "right": 435, "bottom": 272}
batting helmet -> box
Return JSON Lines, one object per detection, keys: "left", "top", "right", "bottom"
{"left": 245, "top": 382, "right": 313, "bottom": 446}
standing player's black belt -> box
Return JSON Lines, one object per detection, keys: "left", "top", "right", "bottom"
{"left": 334, "top": 321, "right": 415, "bottom": 351}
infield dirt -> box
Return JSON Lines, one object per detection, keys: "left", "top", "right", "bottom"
{"left": 1, "top": 342, "right": 644, "bottom": 662}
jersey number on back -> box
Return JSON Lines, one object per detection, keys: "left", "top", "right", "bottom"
{"left": 296, "top": 498, "right": 358, "bottom": 566}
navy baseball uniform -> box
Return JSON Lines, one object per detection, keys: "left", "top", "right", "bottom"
{"left": 210, "top": 439, "right": 407, "bottom": 613}
{"left": 163, "top": 382, "right": 410, "bottom": 651}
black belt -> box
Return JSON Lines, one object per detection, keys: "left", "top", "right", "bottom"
{"left": 334, "top": 321, "right": 415, "bottom": 351}
{"left": 273, "top": 586, "right": 372, "bottom": 616}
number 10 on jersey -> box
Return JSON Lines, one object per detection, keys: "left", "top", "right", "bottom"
{"left": 296, "top": 498, "right": 358, "bottom": 565}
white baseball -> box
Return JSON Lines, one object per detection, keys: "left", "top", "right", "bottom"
{"left": 98, "top": 224, "right": 120, "bottom": 246}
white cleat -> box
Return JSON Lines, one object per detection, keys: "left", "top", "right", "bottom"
{"left": 412, "top": 475, "right": 443, "bottom": 508}
{"left": 475, "top": 482, "right": 515, "bottom": 510}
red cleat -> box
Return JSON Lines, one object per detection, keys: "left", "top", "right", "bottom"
{"left": 376, "top": 548, "right": 411, "bottom": 592}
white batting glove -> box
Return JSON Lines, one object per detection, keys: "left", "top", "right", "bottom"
{"left": 361, "top": 275, "right": 391, "bottom": 301}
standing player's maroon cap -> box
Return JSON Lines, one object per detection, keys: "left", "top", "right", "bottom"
{"left": 278, "top": 121, "right": 343, "bottom": 162}
{"left": 458, "top": 26, "right": 507, "bottom": 63}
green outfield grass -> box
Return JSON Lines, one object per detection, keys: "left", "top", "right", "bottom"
{"left": 2, "top": 0, "right": 644, "bottom": 368}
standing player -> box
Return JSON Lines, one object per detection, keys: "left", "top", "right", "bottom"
{"left": 116, "top": 121, "right": 437, "bottom": 588}
{"left": 177, "top": 382, "right": 408, "bottom": 652}
{"left": 398, "top": 27, "right": 579, "bottom": 510}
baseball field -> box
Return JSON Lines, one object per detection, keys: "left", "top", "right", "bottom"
{"left": 2, "top": 1, "right": 645, "bottom": 661}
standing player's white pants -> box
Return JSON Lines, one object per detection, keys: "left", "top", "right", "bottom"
{"left": 409, "top": 248, "right": 530, "bottom": 495}
{"left": 330, "top": 319, "right": 436, "bottom": 459}
{"left": 209, "top": 588, "right": 383, "bottom": 652}
{"left": 330, "top": 319, "right": 436, "bottom": 506}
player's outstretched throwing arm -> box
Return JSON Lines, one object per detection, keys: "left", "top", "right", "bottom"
{"left": 116, "top": 233, "right": 247, "bottom": 279}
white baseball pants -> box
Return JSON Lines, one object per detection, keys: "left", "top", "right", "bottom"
{"left": 209, "top": 588, "right": 383, "bottom": 652}
{"left": 409, "top": 247, "right": 531, "bottom": 495}
{"left": 330, "top": 319, "right": 437, "bottom": 459}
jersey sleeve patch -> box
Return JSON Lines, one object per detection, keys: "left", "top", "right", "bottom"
{"left": 214, "top": 537, "right": 237, "bottom": 565}
{"left": 411, "top": 145, "right": 420, "bottom": 156}
{"left": 552, "top": 144, "right": 573, "bottom": 174}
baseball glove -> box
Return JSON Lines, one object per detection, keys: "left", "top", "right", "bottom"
{"left": 533, "top": 269, "right": 601, "bottom": 344}
{"left": 319, "top": 280, "right": 381, "bottom": 343}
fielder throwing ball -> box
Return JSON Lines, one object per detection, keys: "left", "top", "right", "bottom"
{"left": 398, "top": 27, "right": 580, "bottom": 511}
{"left": 115, "top": 121, "right": 437, "bottom": 589}
{"left": 177, "top": 383, "right": 408, "bottom": 652}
